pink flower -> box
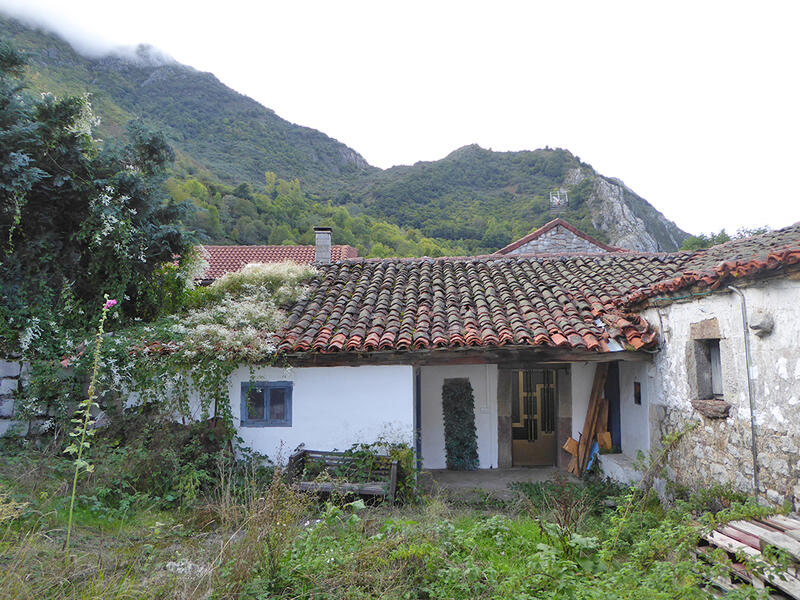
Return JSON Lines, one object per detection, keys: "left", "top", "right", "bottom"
{"left": 104, "top": 299, "right": 117, "bottom": 309}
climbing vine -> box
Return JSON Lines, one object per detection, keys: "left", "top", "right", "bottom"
{"left": 441, "top": 378, "right": 479, "bottom": 470}
{"left": 18, "top": 262, "right": 315, "bottom": 443}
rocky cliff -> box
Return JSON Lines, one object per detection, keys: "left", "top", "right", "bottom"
{"left": 566, "top": 167, "right": 686, "bottom": 251}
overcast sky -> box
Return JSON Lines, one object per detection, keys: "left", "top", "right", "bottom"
{"left": 2, "top": 0, "right": 798, "bottom": 235}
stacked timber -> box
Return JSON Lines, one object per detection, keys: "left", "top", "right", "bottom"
{"left": 563, "top": 363, "right": 609, "bottom": 477}
{"left": 698, "top": 515, "right": 800, "bottom": 598}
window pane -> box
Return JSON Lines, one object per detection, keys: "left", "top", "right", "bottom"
{"left": 709, "top": 341, "right": 723, "bottom": 397}
{"left": 269, "top": 388, "right": 287, "bottom": 422}
{"left": 247, "top": 389, "right": 265, "bottom": 420}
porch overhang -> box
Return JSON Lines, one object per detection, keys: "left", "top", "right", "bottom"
{"left": 276, "top": 346, "right": 655, "bottom": 368}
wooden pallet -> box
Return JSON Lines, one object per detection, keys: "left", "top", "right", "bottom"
{"left": 698, "top": 515, "right": 800, "bottom": 598}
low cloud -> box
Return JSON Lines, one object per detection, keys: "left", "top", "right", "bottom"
{"left": 1, "top": 2, "right": 174, "bottom": 64}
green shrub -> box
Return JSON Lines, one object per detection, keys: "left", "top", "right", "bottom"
{"left": 441, "top": 378, "right": 479, "bottom": 470}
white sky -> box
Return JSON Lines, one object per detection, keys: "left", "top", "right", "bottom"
{"left": 2, "top": 0, "right": 799, "bottom": 235}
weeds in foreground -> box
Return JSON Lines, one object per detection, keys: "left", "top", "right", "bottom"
{"left": 63, "top": 296, "right": 116, "bottom": 561}
{"left": 200, "top": 465, "right": 309, "bottom": 598}
{"left": 0, "top": 437, "right": 788, "bottom": 600}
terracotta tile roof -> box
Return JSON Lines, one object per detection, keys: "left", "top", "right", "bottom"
{"left": 624, "top": 223, "right": 800, "bottom": 305}
{"left": 277, "top": 253, "right": 691, "bottom": 355}
{"left": 199, "top": 244, "right": 358, "bottom": 281}
{"left": 495, "top": 218, "right": 626, "bottom": 254}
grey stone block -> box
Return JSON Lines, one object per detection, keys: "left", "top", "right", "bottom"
{"left": 0, "top": 396, "right": 13, "bottom": 418}
{"left": 0, "top": 379, "right": 18, "bottom": 395}
{"left": 0, "top": 360, "right": 20, "bottom": 378}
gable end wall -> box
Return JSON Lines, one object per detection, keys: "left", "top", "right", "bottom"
{"left": 507, "top": 225, "right": 609, "bottom": 254}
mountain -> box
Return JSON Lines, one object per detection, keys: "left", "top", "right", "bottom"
{"left": 0, "top": 15, "right": 372, "bottom": 189}
{"left": 338, "top": 144, "right": 685, "bottom": 252}
{"left": 0, "top": 14, "right": 688, "bottom": 254}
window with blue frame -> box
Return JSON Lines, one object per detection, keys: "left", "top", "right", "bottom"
{"left": 240, "top": 381, "right": 292, "bottom": 426}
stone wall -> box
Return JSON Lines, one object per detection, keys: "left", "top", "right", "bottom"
{"left": 508, "top": 224, "right": 608, "bottom": 254}
{"left": 638, "top": 278, "right": 800, "bottom": 507}
{"left": 0, "top": 359, "right": 23, "bottom": 436}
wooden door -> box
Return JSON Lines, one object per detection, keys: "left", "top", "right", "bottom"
{"left": 511, "top": 369, "right": 557, "bottom": 466}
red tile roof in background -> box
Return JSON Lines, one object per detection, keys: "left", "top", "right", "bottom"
{"left": 199, "top": 244, "right": 358, "bottom": 281}
{"left": 495, "top": 218, "right": 626, "bottom": 255}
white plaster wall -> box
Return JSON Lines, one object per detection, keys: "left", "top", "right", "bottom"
{"left": 419, "top": 364, "right": 498, "bottom": 469}
{"left": 219, "top": 365, "right": 414, "bottom": 463}
{"left": 618, "top": 362, "right": 650, "bottom": 456}
{"left": 570, "top": 362, "right": 595, "bottom": 440}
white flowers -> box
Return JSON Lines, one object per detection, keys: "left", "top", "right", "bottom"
{"left": 19, "top": 318, "right": 41, "bottom": 352}
{"left": 141, "top": 261, "right": 315, "bottom": 363}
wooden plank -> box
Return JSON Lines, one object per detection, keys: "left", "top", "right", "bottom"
{"left": 730, "top": 520, "right": 800, "bottom": 563}
{"left": 576, "top": 363, "right": 609, "bottom": 475}
{"left": 295, "top": 481, "right": 387, "bottom": 495}
{"left": 562, "top": 437, "right": 578, "bottom": 456}
{"left": 578, "top": 367, "right": 607, "bottom": 470}
{"left": 597, "top": 396, "right": 609, "bottom": 434}
{"left": 696, "top": 546, "right": 757, "bottom": 586}
{"left": 597, "top": 431, "right": 612, "bottom": 451}
{"left": 281, "top": 347, "right": 654, "bottom": 368}
{"left": 705, "top": 531, "right": 800, "bottom": 598}
{"left": 720, "top": 526, "right": 762, "bottom": 550}
{"left": 786, "top": 531, "right": 800, "bottom": 543}
{"left": 706, "top": 530, "right": 761, "bottom": 558}
{"left": 766, "top": 515, "right": 800, "bottom": 531}
{"left": 567, "top": 456, "right": 578, "bottom": 475}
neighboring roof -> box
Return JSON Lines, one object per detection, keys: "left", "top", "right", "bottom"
{"left": 199, "top": 244, "right": 358, "bottom": 281}
{"left": 277, "top": 252, "right": 691, "bottom": 355}
{"left": 495, "top": 218, "right": 625, "bottom": 255}
{"left": 624, "top": 223, "right": 800, "bottom": 306}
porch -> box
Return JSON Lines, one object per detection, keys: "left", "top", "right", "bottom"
{"left": 419, "top": 467, "right": 577, "bottom": 502}
{"left": 415, "top": 355, "right": 655, "bottom": 479}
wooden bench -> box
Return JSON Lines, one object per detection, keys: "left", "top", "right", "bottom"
{"left": 286, "top": 449, "right": 399, "bottom": 504}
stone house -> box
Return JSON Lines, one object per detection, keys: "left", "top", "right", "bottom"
{"left": 3, "top": 223, "right": 800, "bottom": 507}
{"left": 607, "top": 226, "right": 800, "bottom": 504}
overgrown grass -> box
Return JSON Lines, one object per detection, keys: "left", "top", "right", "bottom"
{"left": 0, "top": 445, "right": 784, "bottom": 599}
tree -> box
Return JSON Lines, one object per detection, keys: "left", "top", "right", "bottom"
{"left": 680, "top": 230, "right": 731, "bottom": 251}
{"left": 680, "top": 226, "right": 770, "bottom": 251}
{"left": 0, "top": 41, "right": 189, "bottom": 355}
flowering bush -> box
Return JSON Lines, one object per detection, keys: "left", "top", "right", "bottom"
{"left": 88, "top": 262, "right": 316, "bottom": 434}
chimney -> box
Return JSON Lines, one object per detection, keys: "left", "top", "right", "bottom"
{"left": 314, "top": 226, "right": 332, "bottom": 264}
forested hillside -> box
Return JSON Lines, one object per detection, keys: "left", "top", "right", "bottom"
{"left": 0, "top": 14, "right": 688, "bottom": 255}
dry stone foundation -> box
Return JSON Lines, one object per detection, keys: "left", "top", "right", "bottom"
{"left": 662, "top": 408, "right": 800, "bottom": 508}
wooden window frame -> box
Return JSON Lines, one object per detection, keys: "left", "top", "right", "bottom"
{"left": 240, "top": 381, "right": 293, "bottom": 427}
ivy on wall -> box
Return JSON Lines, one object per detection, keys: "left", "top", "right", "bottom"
{"left": 441, "top": 378, "right": 479, "bottom": 470}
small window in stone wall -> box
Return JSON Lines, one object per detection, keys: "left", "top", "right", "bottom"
{"left": 633, "top": 382, "right": 642, "bottom": 405}
{"left": 708, "top": 340, "right": 723, "bottom": 399}
{"left": 691, "top": 338, "right": 724, "bottom": 400}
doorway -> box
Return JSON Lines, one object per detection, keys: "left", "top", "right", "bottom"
{"left": 511, "top": 369, "right": 557, "bottom": 466}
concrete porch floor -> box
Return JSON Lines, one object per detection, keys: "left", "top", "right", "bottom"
{"left": 420, "top": 467, "right": 573, "bottom": 501}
